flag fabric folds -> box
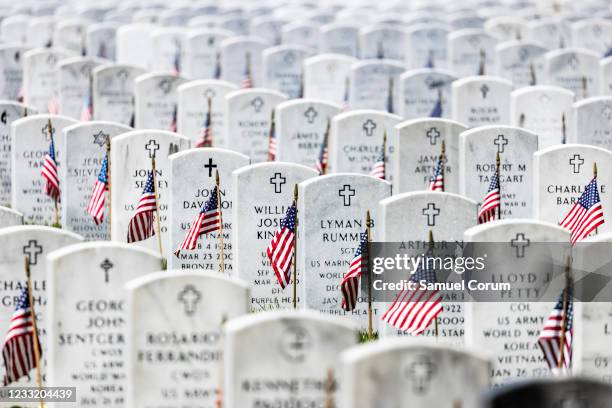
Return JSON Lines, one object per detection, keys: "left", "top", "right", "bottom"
{"left": 267, "top": 203, "right": 296, "bottom": 289}
{"left": 340, "top": 231, "right": 368, "bottom": 311}
{"left": 174, "top": 186, "right": 221, "bottom": 256}
{"left": 127, "top": 171, "right": 156, "bottom": 243}
{"left": 86, "top": 152, "right": 108, "bottom": 225}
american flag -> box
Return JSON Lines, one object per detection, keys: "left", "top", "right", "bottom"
{"left": 86, "top": 152, "right": 108, "bottom": 225}
{"left": 127, "top": 170, "right": 157, "bottom": 243}
{"left": 429, "top": 89, "right": 442, "bottom": 118}
{"left": 174, "top": 186, "right": 221, "bottom": 256}
{"left": 195, "top": 100, "right": 213, "bottom": 148}
{"left": 169, "top": 104, "right": 178, "bottom": 133}
{"left": 428, "top": 154, "right": 444, "bottom": 191}
{"left": 341, "top": 231, "right": 367, "bottom": 311}
{"left": 267, "top": 203, "right": 296, "bottom": 289}
{"left": 267, "top": 112, "right": 276, "bottom": 161}
{"left": 382, "top": 247, "right": 443, "bottom": 335}
{"left": 41, "top": 134, "right": 59, "bottom": 201}
{"left": 80, "top": 86, "right": 93, "bottom": 121}
{"left": 478, "top": 170, "right": 500, "bottom": 224}
{"left": 369, "top": 139, "right": 385, "bottom": 180}
{"left": 242, "top": 53, "right": 253, "bottom": 89}
{"left": 386, "top": 77, "right": 394, "bottom": 114}
{"left": 47, "top": 96, "right": 60, "bottom": 115}
{"left": 2, "top": 284, "right": 40, "bottom": 386}
{"left": 559, "top": 178, "right": 604, "bottom": 245}
{"left": 538, "top": 286, "right": 573, "bottom": 371}
{"left": 315, "top": 123, "right": 329, "bottom": 175}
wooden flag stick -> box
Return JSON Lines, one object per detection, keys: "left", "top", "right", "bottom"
{"left": 382, "top": 130, "right": 387, "bottom": 180}
{"left": 440, "top": 140, "right": 446, "bottom": 192}
{"left": 25, "top": 258, "right": 44, "bottom": 408}
{"left": 216, "top": 170, "right": 225, "bottom": 274}
{"left": 429, "top": 230, "right": 439, "bottom": 339}
{"left": 106, "top": 139, "right": 112, "bottom": 238}
{"left": 324, "top": 368, "right": 336, "bottom": 408}
{"left": 366, "top": 210, "right": 373, "bottom": 341}
{"left": 293, "top": 184, "right": 299, "bottom": 310}
{"left": 557, "top": 256, "right": 572, "bottom": 370}
{"left": 496, "top": 151, "right": 501, "bottom": 220}
{"left": 151, "top": 157, "right": 163, "bottom": 257}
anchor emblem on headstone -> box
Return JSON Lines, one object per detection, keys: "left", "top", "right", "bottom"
{"left": 270, "top": 173, "right": 286, "bottom": 193}
{"left": 93, "top": 131, "right": 110, "bottom": 147}
{"left": 251, "top": 97, "right": 264, "bottom": 113}
{"left": 279, "top": 326, "right": 311, "bottom": 363}
{"left": 42, "top": 124, "right": 55, "bottom": 141}
{"left": 480, "top": 84, "right": 490, "bottom": 99}
{"left": 601, "top": 104, "right": 612, "bottom": 121}
{"left": 569, "top": 154, "right": 584, "bottom": 174}
{"left": 145, "top": 139, "right": 160, "bottom": 159}
{"left": 404, "top": 355, "right": 437, "bottom": 395}
{"left": 422, "top": 203, "right": 440, "bottom": 226}
{"left": 100, "top": 258, "right": 113, "bottom": 283}
{"left": 23, "top": 240, "right": 43, "bottom": 266}
{"left": 494, "top": 134, "right": 508, "bottom": 153}
{"left": 426, "top": 127, "right": 440, "bottom": 145}
{"left": 178, "top": 284, "right": 202, "bottom": 316}
{"left": 362, "top": 119, "right": 377, "bottom": 136}
{"left": 304, "top": 107, "right": 318, "bottom": 124}
{"left": 339, "top": 185, "right": 355, "bottom": 206}
{"left": 511, "top": 233, "right": 530, "bottom": 258}
{"left": 204, "top": 88, "right": 216, "bottom": 100}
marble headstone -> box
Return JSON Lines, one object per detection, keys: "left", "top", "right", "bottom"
{"left": 405, "top": 24, "right": 450, "bottom": 70}
{"left": 220, "top": 36, "right": 267, "bottom": 88}
{"left": 447, "top": 29, "right": 497, "bottom": 78}
{"left": 494, "top": 41, "right": 547, "bottom": 88}
{"left": 116, "top": 23, "right": 154, "bottom": 70}
{"left": 319, "top": 22, "right": 360, "bottom": 57}
{"left": 359, "top": 25, "right": 407, "bottom": 61}
{"left": 86, "top": 23, "right": 117, "bottom": 60}
{"left": 23, "top": 48, "right": 72, "bottom": 114}
{"left": 399, "top": 69, "right": 456, "bottom": 119}
{"left": 572, "top": 97, "right": 612, "bottom": 150}
{"left": 92, "top": 64, "right": 146, "bottom": 126}
{"left": 134, "top": 73, "right": 186, "bottom": 130}
{"left": 262, "top": 45, "right": 313, "bottom": 99}
{"left": 543, "top": 49, "right": 600, "bottom": 99}
{"left": 0, "top": 44, "right": 29, "bottom": 100}
{"left": 451, "top": 76, "right": 513, "bottom": 127}
{"left": 303, "top": 54, "right": 357, "bottom": 105}
{"left": 348, "top": 60, "right": 404, "bottom": 112}
{"left": 57, "top": 57, "right": 103, "bottom": 120}
{"left": 182, "top": 29, "right": 231, "bottom": 80}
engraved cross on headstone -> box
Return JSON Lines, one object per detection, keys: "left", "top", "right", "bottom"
{"left": 569, "top": 154, "right": 584, "bottom": 173}
{"left": 494, "top": 134, "right": 508, "bottom": 153}
{"left": 422, "top": 203, "right": 440, "bottom": 226}
{"left": 304, "top": 107, "right": 318, "bottom": 124}
{"left": 511, "top": 233, "right": 530, "bottom": 258}
{"left": 426, "top": 127, "right": 440, "bottom": 145}
{"left": 339, "top": 185, "right": 355, "bottom": 206}
{"left": 145, "top": 140, "right": 160, "bottom": 159}
{"left": 100, "top": 258, "right": 113, "bottom": 283}
{"left": 480, "top": 84, "right": 490, "bottom": 99}
{"left": 362, "top": 119, "right": 377, "bottom": 136}
{"left": 23, "top": 240, "right": 43, "bottom": 266}
{"left": 178, "top": 284, "right": 202, "bottom": 316}
{"left": 204, "top": 158, "right": 217, "bottom": 177}
{"left": 406, "top": 355, "right": 437, "bottom": 395}
{"left": 270, "top": 173, "right": 286, "bottom": 193}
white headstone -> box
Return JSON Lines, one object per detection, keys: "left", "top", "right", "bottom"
{"left": 329, "top": 110, "right": 401, "bottom": 181}
{"left": 23, "top": 48, "right": 72, "bottom": 114}
{"left": 399, "top": 69, "right": 456, "bottom": 119}
{"left": 319, "top": 22, "right": 359, "bottom": 57}
{"left": 494, "top": 41, "right": 548, "bottom": 88}
{"left": 359, "top": 25, "right": 407, "bottom": 61}
{"left": 27, "top": 17, "right": 55, "bottom": 48}
{"left": 150, "top": 27, "right": 185, "bottom": 74}
{"left": 46, "top": 242, "right": 162, "bottom": 407}
{"left": 0, "top": 226, "right": 82, "bottom": 387}
{"left": 572, "top": 97, "right": 612, "bottom": 149}
{"left": 281, "top": 21, "right": 320, "bottom": 51}
{"left": 11, "top": 114, "right": 77, "bottom": 224}
{"left": 86, "top": 23, "right": 117, "bottom": 60}
{"left": 250, "top": 16, "right": 287, "bottom": 46}
{"left": 394, "top": 118, "right": 467, "bottom": 194}
{"left": 298, "top": 174, "right": 391, "bottom": 329}
{"left": 110, "top": 130, "right": 190, "bottom": 257}
{"left": 168, "top": 148, "right": 249, "bottom": 271}
{"left": 116, "top": 23, "right": 154, "bottom": 70}
{"left": 134, "top": 73, "right": 186, "bottom": 131}
{"left": 275, "top": 99, "right": 341, "bottom": 169}
{"left": 233, "top": 162, "right": 318, "bottom": 310}
{"left": 220, "top": 36, "right": 267, "bottom": 87}
{"left": 447, "top": 29, "right": 497, "bottom": 78}
{"left": 543, "top": 49, "right": 600, "bottom": 99}
{"left": 0, "top": 44, "right": 29, "bottom": 100}
{"left": 534, "top": 144, "right": 612, "bottom": 234}
{"left": 262, "top": 45, "right": 313, "bottom": 99}
{"left": 348, "top": 60, "right": 404, "bottom": 112}
{"left": 342, "top": 341, "right": 491, "bottom": 407}
{"left": 510, "top": 85, "right": 575, "bottom": 148}
{"left": 484, "top": 16, "right": 527, "bottom": 41}
{"left": 405, "top": 24, "right": 450, "bottom": 70}
{"left": 303, "top": 54, "right": 356, "bottom": 105}
{"left": 0, "top": 205, "right": 23, "bottom": 227}
{"left": 53, "top": 19, "right": 87, "bottom": 55}
{"left": 460, "top": 125, "right": 538, "bottom": 219}
{"left": 126, "top": 270, "right": 249, "bottom": 408}
{"left": 451, "top": 76, "right": 513, "bottom": 127}
{"left": 61, "top": 121, "right": 131, "bottom": 240}
{"left": 0, "top": 15, "right": 29, "bottom": 44}
{"left": 92, "top": 64, "right": 146, "bottom": 126}
{"left": 57, "top": 57, "right": 103, "bottom": 120}
{"left": 224, "top": 311, "right": 357, "bottom": 406}
{"left": 525, "top": 18, "right": 570, "bottom": 50}
{"left": 225, "top": 88, "right": 288, "bottom": 162}
{"left": 183, "top": 29, "right": 231, "bottom": 80}
{"left": 571, "top": 18, "right": 612, "bottom": 57}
